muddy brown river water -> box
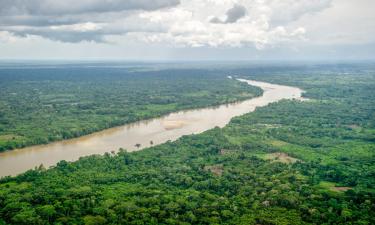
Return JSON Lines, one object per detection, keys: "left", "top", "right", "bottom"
{"left": 0, "top": 79, "right": 305, "bottom": 177}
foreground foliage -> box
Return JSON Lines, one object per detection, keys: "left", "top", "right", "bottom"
{"left": 0, "top": 63, "right": 374, "bottom": 224}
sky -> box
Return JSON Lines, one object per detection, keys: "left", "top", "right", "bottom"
{"left": 0, "top": 0, "right": 374, "bottom": 61}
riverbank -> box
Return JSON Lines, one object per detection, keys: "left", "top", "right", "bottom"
{"left": 0, "top": 79, "right": 304, "bottom": 177}
{"left": 0, "top": 69, "right": 262, "bottom": 152}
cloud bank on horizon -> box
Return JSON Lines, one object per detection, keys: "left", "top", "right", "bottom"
{"left": 0, "top": 0, "right": 374, "bottom": 59}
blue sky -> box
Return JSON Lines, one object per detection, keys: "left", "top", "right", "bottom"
{"left": 0, "top": 0, "right": 374, "bottom": 60}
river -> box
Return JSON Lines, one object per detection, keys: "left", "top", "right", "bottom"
{"left": 0, "top": 79, "right": 305, "bottom": 177}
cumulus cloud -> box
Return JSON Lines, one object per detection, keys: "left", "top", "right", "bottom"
{"left": 210, "top": 4, "right": 247, "bottom": 24}
{"left": 0, "top": 0, "right": 179, "bottom": 42}
{"left": 5, "top": 22, "right": 108, "bottom": 42}
{"left": 0, "top": 31, "right": 17, "bottom": 42}
{"left": 0, "top": 0, "right": 180, "bottom": 15}
{"left": 139, "top": 0, "right": 317, "bottom": 48}
{"left": 0, "top": 0, "right": 332, "bottom": 46}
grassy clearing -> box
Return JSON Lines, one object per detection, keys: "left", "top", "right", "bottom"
{"left": 263, "top": 152, "right": 300, "bottom": 164}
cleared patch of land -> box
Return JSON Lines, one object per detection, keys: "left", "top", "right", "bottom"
{"left": 264, "top": 152, "right": 299, "bottom": 164}
{"left": 204, "top": 164, "right": 223, "bottom": 176}
{"left": 331, "top": 186, "right": 353, "bottom": 192}
{"left": 318, "top": 181, "right": 353, "bottom": 193}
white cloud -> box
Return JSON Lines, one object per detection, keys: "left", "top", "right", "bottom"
{"left": 0, "top": 0, "right": 180, "bottom": 42}
{"left": 50, "top": 22, "right": 104, "bottom": 32}
{"left": 0, "top": 31, "right": 17, "bottom": 42}
{"left": 0, "top": 0, "right": 333, "bottom": 45}
{"left": 138, "top": 0, "right": 315, "bottom": 48}
{"left": 1, "top": 0, "right": 374, "bottom": 60}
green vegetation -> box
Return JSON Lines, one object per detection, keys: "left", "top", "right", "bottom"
{"left": 0, "top": 67, "right": 261, "bottom": 151}
{"left": 0, "top": 63, "right": 374, "bottom": 224}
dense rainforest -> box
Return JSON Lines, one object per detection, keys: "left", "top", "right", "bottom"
{"left": 0, "top": 63, "right": 374, "bottom": 224}
{"left": 0, "top": 65, "right": 262, "bottom": 151}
